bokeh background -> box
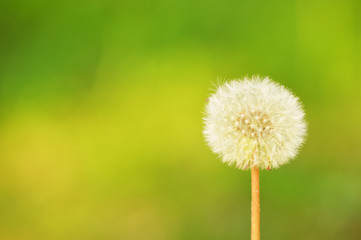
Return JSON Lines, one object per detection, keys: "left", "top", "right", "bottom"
{"left": 1, "top": 0, "right": 361, "bottom": 239}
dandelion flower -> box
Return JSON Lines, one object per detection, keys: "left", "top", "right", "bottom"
{"left": 203, "top": 76, "right": 307, "bottom": 240}
{"left": 203, "top": 76, "right": 306, "bottom": 170}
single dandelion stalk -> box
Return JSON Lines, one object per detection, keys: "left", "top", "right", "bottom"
{"left": 251, "top": 166, "right": 260, "bottom": 240}
{"left": 203, "top": 76, "right": 307, "bottom": 240}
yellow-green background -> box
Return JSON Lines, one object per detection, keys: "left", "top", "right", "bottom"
{"left": 1, "top": 0, "right": 360, "bottom": 239}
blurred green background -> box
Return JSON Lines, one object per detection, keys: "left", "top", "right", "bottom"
{"left": 1, "top": 0, "right": 361, "bottom": 239}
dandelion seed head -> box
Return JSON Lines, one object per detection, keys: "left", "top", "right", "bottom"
{"left": 203, "top": 76, "right": 307, "bottom": 170}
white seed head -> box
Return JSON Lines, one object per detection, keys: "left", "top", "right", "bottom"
{"left": 203, "top": 76, "right": 307, "bottom": 170}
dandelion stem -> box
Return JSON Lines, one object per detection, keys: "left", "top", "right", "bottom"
{"left": 251, "top": 166, "right": 260, "bottom": 240}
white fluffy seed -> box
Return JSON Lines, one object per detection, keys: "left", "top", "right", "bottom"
{"left": 203, "top": 76, "right": 307, "bottom": 170}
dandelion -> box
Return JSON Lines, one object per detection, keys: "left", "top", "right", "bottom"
{"left": 203, "top": 76, "right": 307, "bottom": 240}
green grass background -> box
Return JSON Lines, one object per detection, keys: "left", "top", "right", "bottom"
{"left": 1, "top": 0, "right": 361, "bottom": 239}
